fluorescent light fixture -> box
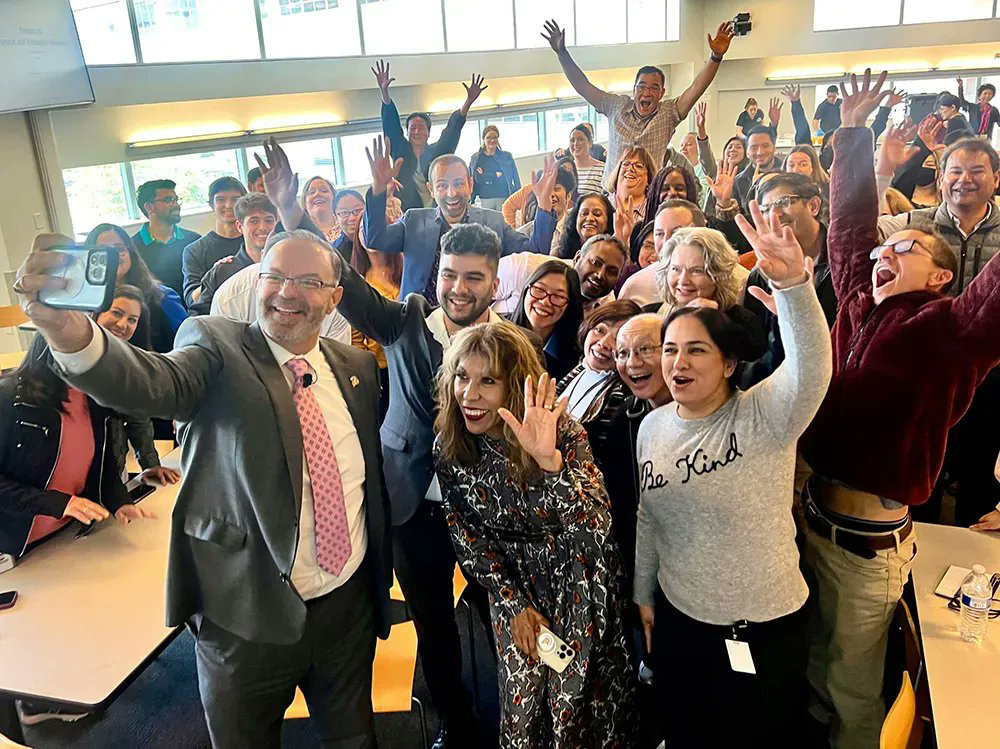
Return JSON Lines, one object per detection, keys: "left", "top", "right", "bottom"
{"left": 248, "top": 112, "right": 342, "bottom": 132}
{"left": 766, "top": 67, "right": 846, "bottom": 81}
{"left": 251, "top": 121, "right": 344, "bottom": 135}
{"left": 938, "top": 57, "right": 1000, "bottom": 71}
{"left": 496, "top": 90, "right": 552, "bottom": 105}
{"left": 129, "top": 130, "right": 247, "bottom": 148}
{"left": 128, "top": 122, "right": 245, "bottom": 148}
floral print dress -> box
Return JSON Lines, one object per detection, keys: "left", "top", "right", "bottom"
{"left": 433, "top": 419, "right": 636, "bottom": 748}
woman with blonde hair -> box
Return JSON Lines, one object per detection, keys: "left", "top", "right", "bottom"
{"left": 655, "top": 227, "right": 767, "bottom": 358}
{"left": 606, "top": 146, "right": 656, "bottom": 242}
{"left": 433, "top": 321, "right": 635, "bottom": 748}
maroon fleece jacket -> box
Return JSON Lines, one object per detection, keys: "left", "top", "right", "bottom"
{"left": 800, "top": 126, "right": 1000, "bottom": 506}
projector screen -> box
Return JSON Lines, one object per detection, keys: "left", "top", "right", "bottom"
{"left": 0, "top": 0, "right": 95, "bottom": 115}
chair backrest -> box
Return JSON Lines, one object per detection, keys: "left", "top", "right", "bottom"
{"left": 896, "top": 599, "right": 923, "bottom": 689}
{"left": 0, "top": 306, "right": 28, "bottom": 329}
{"left": 880, "top": 672, "right": 919, "bottom": 749}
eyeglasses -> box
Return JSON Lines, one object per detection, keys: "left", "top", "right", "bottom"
{"left": 527, "top": 284, "right": 569, "bottom": 308}
{"left": 634, "top": 83, "right": 663, "bottom": 94}
{"left": 947, "top": 573, "right": 1000, "bottom": 619}
{"left": 153, "top": 196, "right": 181, "bottom": 205}
{"left": 336, "top": 207, "right": 364, "bottom": 220}
{"left": 868, "top": 238, "right": 932, "bottom": 261}
{"left": 667, "top": 265, "right": 708, "bottom": 278}
{"left": 759, "top": 195, "right": 805, "bottom": 213}
{"left": 621, "top": 161, "right": 645, "bottom": 173}
{"left": 258, "top": 272, "right": 335, "bottom": 291}
{"left": 614, "top": 345, "right": 659, "bottom": 363}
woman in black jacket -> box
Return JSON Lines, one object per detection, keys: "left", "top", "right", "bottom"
{"left": 0, "top": 335, "right": 148, "bottom": 558}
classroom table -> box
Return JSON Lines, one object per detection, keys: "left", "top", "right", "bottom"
{"left": 0, "top": 449, "right": 182, "bottom": 714}
{"left": 0, "top": 351, "right": 25, "bottom": 372}
{"left": 911, "top": 522, "right": 1000, "bottom": 749}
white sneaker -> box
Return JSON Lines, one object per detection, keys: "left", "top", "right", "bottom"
{"left": 16, "top": 700, "right": 90, "bottom": 726}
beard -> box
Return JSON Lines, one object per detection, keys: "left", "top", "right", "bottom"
{"left": 440, "top": 292, "right": 491, "bottom": 328}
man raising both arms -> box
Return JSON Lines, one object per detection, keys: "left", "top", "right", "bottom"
{"left": 543, "top": 18, "right": 735, "bottom": 185}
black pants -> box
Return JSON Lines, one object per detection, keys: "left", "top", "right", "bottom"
{"left": 393, "top": 500, "right": 492, "bottom": 727}
{"left": 652, "top": 590, "right": 810, "bottom": 748}
{"left": 193, "top": 563, "right": 376, "bottom": 749}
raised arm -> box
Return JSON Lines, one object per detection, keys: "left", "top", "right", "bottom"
{"left": 781, "top": 85, "right": 812, "bottom": 145}
{"left": 363, "top": 136, "right": 406, "bottom": 254}
{"left": 950, "top": 250, "right": 1000, "bottom": 357}
{"left": 542, "top": 20, "right": 606, "bottom": 109}
{"left": 498, "top": 157, "right": 557, "bottom": 254}
{"left": 675, "top": 21, "right": 735, "bottom": 119}
{"left": 336, "top": 259, "right": 407, "bottom": 347}
{"left": 828, "top": 70, "right": 890, "bottom": 300}
{"left": 373, "top": 59, "right": 409, "bottom": 159}
{"left": 694, "top": 102, "right": 717, "bottom": 178}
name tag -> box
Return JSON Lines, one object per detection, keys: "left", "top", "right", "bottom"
{"left": 725, "top": 639, "right": 756, "bottom": 675}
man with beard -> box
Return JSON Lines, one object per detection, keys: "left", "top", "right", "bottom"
{"left": 256, "top": 137, "right": 500, "bottom": 748}
{"left": 15, "top": 228, "right": 393, "bottom": 749}
{"left": 132, "top": 179, "right": 201, "bottom": 299}
{"left": 574, "top": 234, "right": 627, "bottom": 311}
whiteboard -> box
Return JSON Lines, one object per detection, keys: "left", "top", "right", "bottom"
{"left": 0, "top": 0, "right": 95, "bottom": 115}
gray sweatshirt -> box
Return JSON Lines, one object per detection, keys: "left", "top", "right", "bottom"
{"left": 634, "top": 280, "right": 832, "bottom": 625}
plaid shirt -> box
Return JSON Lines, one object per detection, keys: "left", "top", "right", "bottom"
{"left": 596, "top": 91, "right": 682, "bottom": 184}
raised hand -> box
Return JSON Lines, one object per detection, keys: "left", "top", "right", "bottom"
{"left": 839, "top": 68, "right": 890, "bottom": 128}
{"left": 613, "top": 194, "right": 638, "bottom": 245}
{"left": 885, "top": 88, "right": 908, "bottom": 109}
{"left": 694, "top": 101, "right": 708, "bottom": 138}
{"left": 916, "top": 115, "right": 945, "bottom": 151}
{"left": 497, "top": 373, "right": 567, "bottom": 474}
{"left": 707, "top": 20, "right": 735, "bottom": 58}
{"left": 706, "top": 158, "right": 738, "bottom": 205}
{"left": 254, "top": 137, "right": 299, "bottom": 213}
{"left": 876, "top": 120, "right": 918, "bottom": 176}
{"left": 780, "top": 84, "right": 800, "bottom": 102}
{"left": 735, "top": 200, "right": 808, "bottom": 288}
{"left": 463, "top": 74, "right": 488, "bottom": 104}
{"left": 365, "top": 135, "right": 403, "bottom": 196}
{"left": 541, "top": 20, "right": 567, "bottom": 54}
{"left": 747, "top": 257, "right": 815, "bottom": 315}
{"left": 371, "top": 59, "right": 394, "bottom": 103}
{"left": 530, "top": 153, "right": 557, "bottom": 211}
{"left": 767, "top": 97, "right": 783, "bottom": 127}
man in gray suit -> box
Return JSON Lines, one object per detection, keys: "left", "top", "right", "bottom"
{"left": 15, "top": 229, "right": 392, "bottom": 749}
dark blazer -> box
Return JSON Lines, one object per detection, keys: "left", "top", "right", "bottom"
{"left": 59, "top": 317, "right": 393, "bottom": 644}
{"left": 469, "top": 148, "right": 521, "bottom": 201}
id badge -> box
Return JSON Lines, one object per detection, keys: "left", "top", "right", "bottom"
{"left": 725, "top": 638, "right": 756, "bottom": 675}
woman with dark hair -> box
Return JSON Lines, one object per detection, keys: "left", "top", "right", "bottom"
{"left": 510, "top": 260, "right": 584, "bottom": 379}
{"left": 0, "top": 334, "right": 153, "bottom": 559}
{"left": 635, "top": 211, "right": 832, "bottom": 745}
{"left": 613, "top": 220, "right": 656, "bottom": 296}
{"left": 470, "top": 125, "right": 521, "bottom": 210}
{"left": 568, "top": 123, "right": 605, "bottom": 195}
{"left": 331, "top": 188, "right": 366, "bottom": 263}
{"left": 642, "top": 166, "right": 700, "bottom": 227}
{"left": 556, "top": 192, "right": 615, "bottom": 260}
{"left": 86, "top": 223, "right": 187, "bottom": 353}
{"left": 300, "top": 175, "right": 340, "bottom": 243}
{"left": 784, "top": 144, "right": 830, "bottom": 223}
{"left": 503, "top": 156, "right": 577, "bottom": 230}
{"left": 433, "top": 322, "right": 635, "bottom": 747}
{"left": 736, "top": 97, "right": 764, "bottom": 137}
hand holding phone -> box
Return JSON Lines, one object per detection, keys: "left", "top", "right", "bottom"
{"left": 37, "top": 245, "right": 118, "bottom": 312}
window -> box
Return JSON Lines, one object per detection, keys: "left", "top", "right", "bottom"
{"left": 339, "top": 131, "right": 381, "bottom": 186}
{"left": 135, "top": 0, "right": 261, "bottom": 63}
{"left": 248, "top": 139, "right": 337, "bottom": 185}
{"left": 443, "top": 0, "right": 515, "bottom": 52}
{"left": 814, "top": 0, "right": 901, "bottom": 30}
{"left": 576, "top": 0, "right": 626, "bottom": 46}
{"left": 544, "top": 106, "right": 590, "bottom": 151}
{"left": 903, "top": 0, "right": 994, "bottom": 23}
{"left": 595, "top": 113, "right": 609, "bottom": 143}
{"left": 130, "top": 150, "right": 242, "bottom": 212}
{"left": 485, "top": 114, "right": 540, "bottom": 155}
{"left": 665, "top": 0, "right": 680, "bottom": 41}
{"left": 514, "top": 0, "right": 574, "bottom": 49}
{"left": 429, "top": 120, "right": 483, "bottom": 165}
{"left": 360, "top": 0, "right": 445, "bottom": 55}
{"left": 627, "top": 0, "right": 666, "bottom": 43}
{"left": 259, "top": 0, "right": 361, "bottom": 58}
{"left": 62, "top": 163, "right": 131, "bottom": 237}
{"left": 70, "top": 0, "right": 137, "bottom": 64}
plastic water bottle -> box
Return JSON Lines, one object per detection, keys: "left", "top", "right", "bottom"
{"left": 958, "top": 564, "right": 992, "bottom": 643}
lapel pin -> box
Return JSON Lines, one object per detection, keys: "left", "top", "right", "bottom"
{"left": 350, "top": 375, "right": 360, "bottom": 388}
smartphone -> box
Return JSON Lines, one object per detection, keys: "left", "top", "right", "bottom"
{"left": 0, "top": 591, "right": 17, "bottom": 610}
{"left": 37, "top": 245, "right": 118, "bottom": 312}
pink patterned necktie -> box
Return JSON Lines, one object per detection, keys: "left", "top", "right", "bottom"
{"left": 285, "top": 358, "right": 351, "bottom": 575}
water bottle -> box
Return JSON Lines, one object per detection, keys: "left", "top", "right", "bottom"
{"left": 958, "top": 564, "right": 992, "bottom": 643}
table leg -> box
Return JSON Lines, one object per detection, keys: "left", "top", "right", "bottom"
{"left": 0, "top": 698, "right": 25, "bottom": 744}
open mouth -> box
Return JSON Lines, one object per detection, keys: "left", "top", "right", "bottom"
{"left": 671, "top": 374, "right": 693, "bottom": 388}
{"left": 310, "top": 197, "right": 328, "bottom": 206}
{"left": 270, "top": 304, "right": 304, "bottom": 319}
{"left": 444, "top": 199, "right": 464, "bottom": 211}
{"left": 627, "top": 372, "right": 652, "bottom": 386}
{"left": 875, "top": 266, "right": 896, "bottom": 289}
{"left": 589, "top": 346, "right": 612, "bottom": 365}
{"left": 462, "top": 407, "right": 488, "bottom": 422}
{"left": 584, "top": 277, "right": 603, "bottom": 295}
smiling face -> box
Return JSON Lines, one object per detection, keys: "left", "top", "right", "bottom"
{"left": 680, "top": 133, "right": 698, "bottom": 165}
{"left": 979, "top": 87, "right": 995, "bottom": 105}
{"left": 96, "top": 296, "right": 142, "bottom": 342}
{"left": 304, "top": 179, "right": 334, "bottom": 218}
{"left": 660, "top": 170, "right": 689, "bottom": 202}
{"left": 237, "top": 210, "right": 278, "bottom": 262}
{"left": 407, "top": 116, "right": 430, "bottom": 147}
{"left": 940, "top": 148, "right": 999, "bottom": 215}
{"left": 758, "top": 184, "right": 820, "bottom": 248}
{"left": 638, "top": 233, "right": 657, "bottom": 268}
{"left": 666, "top": 243, "right": 716, "bottom": 306}
{"left": 453, "top": 352, "right": 506, "bottom": 437}
{"left": 785, "top": 152, "right": 813, "bottom": 177}
{"left": 437, "top": 251, "right": 498, "bottom": 327}
{"left": 550, "top": 184, "right": 571, "bottom": 219}
{"left": 97, "top": 230, "right": 131, "bottom": 280}
{"left": 147, "top": 188, "right": 181, "bottom": 225}
{"left": 525, "top": 271, "right": 569, "bottom": 335}
{"left": 575, "top": 241, "right": 624, "bottom": 301}
{"left": 724, "top": 138, "right": 746, "bottom": 167}
{"left": 662, "top": 314, "right": 734, "bottom": 411}
{"left": 633, "top": 72, "right": 664, "bottom": 117}
{"left": 576, "top": 196, "right": 610, "bottom": 241}
{"left": 746, "top": 103, "right": 758, "bottom": 118}
{"left": 212, "top": 189, "right": 243, "bottom": 226}
{"left": 616, "top": 316, "right": 669, "bottom": 404}
{"left": 483, "top": 129, "right": 499, "bottom": 153}
{"left": 256, "top": 237, "right": 342, "bottom": 352}
{"left": 584, "top": 318, "right": 626, "bottom": 372}
{"left": 653, "top": 206, "right": 695, "bottom": 258}
{"left": 871, "top": 230, "right": 954, "bottom": 305}
{"left": 430, "top": 161, "right": 472, "bottom": 224}
{"left": 748, "top": 133, "right": 775, "bottom": 167}
{"left": 569, "top": 129, "right": 591, "bottom": 159}
{"left": 937, "top": 104, "right": 959, "bottom": 120}
{"left": 618, "top": 155, "right": 649, "bottom": 197}
{"left": 334, "top": 193, "right": 365, "bottom": 240}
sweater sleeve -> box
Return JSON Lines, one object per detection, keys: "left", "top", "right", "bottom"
{"left": 380, "top": 101, "right": 408, "bottom": 162}
{"left": 125, "top": 417, "right": 160, "bottom": 470}
{"left": 748, "top": 280, "right": 832, "bottom": 443}
{"left": 890, "top": 138, "right": 933, "bottom": 201}
{"left": 829, "top": 127, "right": 880, "bottom": 300}
{"left": 429, "top": 109, "right": 468, "bottom": 166}
{"left": 502, "top": 184, "right": 532, "bottom": 228}
{"left": 791, "top": 99, "right": 812, "bottom": 145}
{"left": 950, "top": 251, "right": 1000, "bottom": 356}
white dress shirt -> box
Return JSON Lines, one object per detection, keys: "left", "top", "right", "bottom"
{"left": 618, "top": 263, "right": 662, "bottom": 308}
{"left": 210, "top": 262, "right": 352, "bottom": 345}
{"left": 53, "top": 319, "right": 368, "bottom": 601}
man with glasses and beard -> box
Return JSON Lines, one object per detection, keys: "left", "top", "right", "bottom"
{"left": 132, "top": 179, "right": 201, "bottom": 300}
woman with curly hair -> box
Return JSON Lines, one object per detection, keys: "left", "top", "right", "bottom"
{"left": 433, "top": 321, "right": 635, "bottom": 748}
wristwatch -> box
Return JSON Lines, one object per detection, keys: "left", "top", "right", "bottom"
{"left": 710, "top": 53, "right": 724, "bottom": 63}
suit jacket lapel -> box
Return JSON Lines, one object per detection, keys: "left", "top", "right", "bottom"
{"left": 242, "top": 323, "right": 303, "bottom": 516}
